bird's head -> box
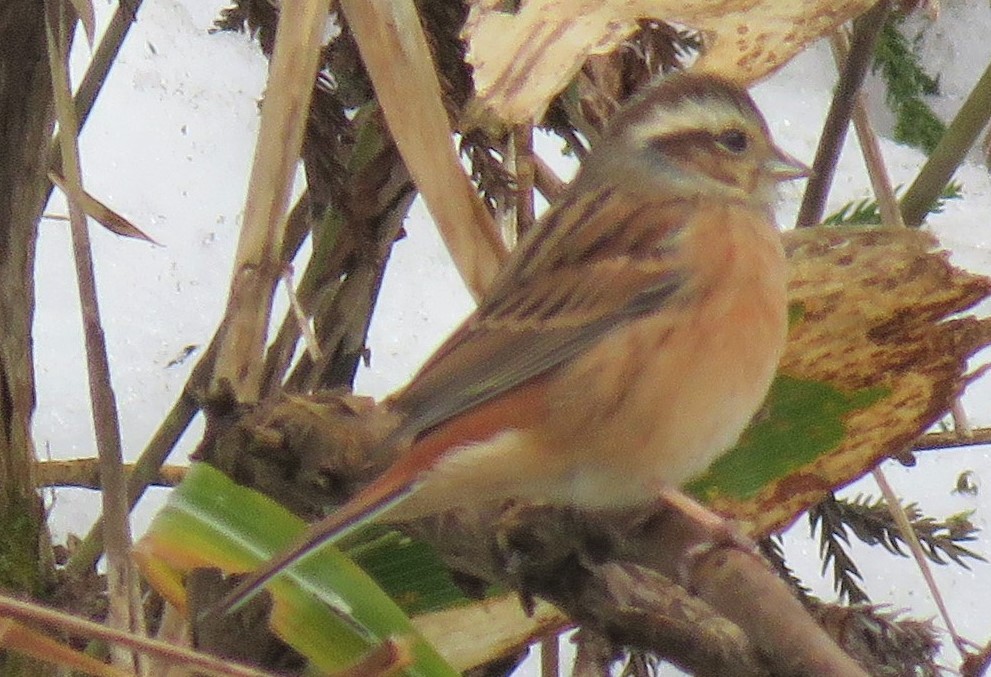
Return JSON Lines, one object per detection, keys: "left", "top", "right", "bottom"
{"left": 591, "top": 72, "right": 809, "bottom": 207}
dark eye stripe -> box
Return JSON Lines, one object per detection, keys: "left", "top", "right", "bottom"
{"left": 716, "top": 129, "right": 749, "bottom": 153}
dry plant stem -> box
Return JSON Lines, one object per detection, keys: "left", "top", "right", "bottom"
{"left": 914, "top": 426, "right": 991, "bottom": 450}
{"left": 534, "top": 154, "right": 566, "bottom": 202}
{"left": 832, "top": 20, "right": 964, "bottom": 652}
{"left": 65, "top": 195, "right": 307, "bottom": 575}
{"left": 146, "top": 603, "right": 190, "bottom": 677}
{"left": 513, "top": 123, "right": 536, "bottom": 238}
{"left": 44, "top": 1, "right": 144, "bottom": 669}
{"left": 626, "top": 509, "right": 869, "bottom": 676}
{"left": 901, "top": 59, "right": 991, "bottom": 226}
{"left": 35, "top": 459, "right": 186, "bottom": 489}
{"left": 950, "top": 399, "right": 973, "bottom": 435}
{"left": 850, "top": 97, "right": 903, "bottom": 226}
{"left": 828, "top": 31, "right": 904, "bottom": 228}
{"left": 63, "top": 388, "right": 198, "bottom": 578}
{"left": 871, "top": 469, "right": 968, "bottom": 654}
{"left": 539, "top": 634, "right": 559, "bottom": 677}
{"left": 795, "top": 0, "right": 891, "bottom": 228}
{"left": 283, "top": 141, "right": 414, "bottom": 392}
{"left": 260, "top": 195, "right": 322, "bottom": 395}
{"left": 295, "top": 238, "right": 396, "bottom": 392}
{"left": 211, "top": 0, "right": 330, "bottom": 400}
{"left": 0, "top": 616, "right": 130, "bottom": 677}
{"left": 0, "top": 593, "right": 281, "bottom": 677}
{"left": 340, "top": 0, "right": 507, "bottom": 299}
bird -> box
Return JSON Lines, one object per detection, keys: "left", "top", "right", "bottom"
{"left": 214, "top": 70, "right": 809, "bottom": 614}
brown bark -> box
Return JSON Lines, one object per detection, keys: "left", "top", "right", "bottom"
{"left": 0, "top": 3, "right": 66, "bottom": 674}
{"left": 0, "top": 0, "right": 54, "bottom": 664}
{"left": 0, "top": 0, "right": 65, "bottom": 596}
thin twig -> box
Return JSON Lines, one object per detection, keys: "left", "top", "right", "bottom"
{"left": 901, "top": 59, "right": 991, "bottom": 226}
{"left": 35, "top": 459, "right": 186, "bottom": 490}
{"left": 534, "top": 155, "right": 566, "bottom": 202}
{"left": 796, "top": 0, "right": 891, "bottom": 227}
{"left": 0, "top": 593, "right": 281, "bottom": 677}
{"left": 63, "top": 388, "right": 198, "bottom": 579}
{"left": 950, "top": 400, "right": 973, "bottom": 437}
{"left": 44, "top": 2, "right": 144, "bottom": 669}
{"left": 260, "top": 193, "right": 327, "bottom": 397}
{"left": 540, "top": 634, "right": 559, "bottom": 677}
{"left": 831, "top": 25, "right": 965, "bottom": 651}
{"left": 906, "top": 426, "right": 991, "bottom": 451}
{"left": 828, "top": 30, "right": 903, "bottom": 228}
{"left": 872, "top": 469, "right": 968, "bottom": 654}
{"left": 513, "top": 123, "right": 536, "bottom": 239}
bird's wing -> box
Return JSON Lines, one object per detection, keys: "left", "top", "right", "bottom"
{"left": 390, "top": 186, "right": 694, "bottom": 442}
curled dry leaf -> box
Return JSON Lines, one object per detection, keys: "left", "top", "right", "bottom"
{"left": 694, "top": 227, "right": 991, "bottom": 535}
{"left": 464, "top": 0, "right": 876, "bottom": 123}
{"left": 49, "top": 172, "right": 160, "bottom": 245}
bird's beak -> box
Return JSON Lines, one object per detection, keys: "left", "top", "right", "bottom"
{"left": 765, "top": 147, "right": 810, "bottom": 181}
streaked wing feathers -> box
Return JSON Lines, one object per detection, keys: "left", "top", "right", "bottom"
{"left": 390, "top": 186, "right": 692, "bottom": 441}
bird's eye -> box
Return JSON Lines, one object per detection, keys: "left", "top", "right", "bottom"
{"left": 716, "top": 129, "right": 749, "bottom": 154}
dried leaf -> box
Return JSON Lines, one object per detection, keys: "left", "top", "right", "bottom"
{"left": 49, "top": 172, "right": 159, "bottom": 244}
{"left": 464, "top": 0, "right": 875, "bottom": 123}
{"left": 415, "top": 595, "right": 568, "bottom": 671}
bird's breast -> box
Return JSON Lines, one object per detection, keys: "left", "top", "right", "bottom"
{"left": 536, "top": 202, "right": 789, "bottom": 508}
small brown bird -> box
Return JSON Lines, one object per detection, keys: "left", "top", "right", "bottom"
{"left": 216, "top": 71, "right": 808, "bottom": 613}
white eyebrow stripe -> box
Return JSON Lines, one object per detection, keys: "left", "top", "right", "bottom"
{"left": 624, "top": 98, "right": 747, "bottom": 146}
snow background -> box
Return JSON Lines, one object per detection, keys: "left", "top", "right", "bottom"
{"left": 39, "top": 0, "right": 991, "bottom": 673}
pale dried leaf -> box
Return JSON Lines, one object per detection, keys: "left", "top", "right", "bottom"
{"left": 415, "top": 595, "right": 567, "bottom": 671}
{"left": 464, "top": 0, "right": 876, "bottom": 123}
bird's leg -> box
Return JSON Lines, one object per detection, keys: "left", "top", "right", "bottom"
{"left": 647, "top": 487, "right": 762, "bottom": 592}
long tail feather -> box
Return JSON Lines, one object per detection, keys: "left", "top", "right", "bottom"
{"left": 210, "top": 475, "right": 419, "bottom": 617}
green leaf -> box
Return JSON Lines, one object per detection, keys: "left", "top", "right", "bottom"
{"left": 346, "top": 526, "right": 477, "bottom": 616}
{"left": 687, "top": 375, "right": 887, "bottom": 502}
{"left": 135, "top": 463, "right": 459, "bottom": 677}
